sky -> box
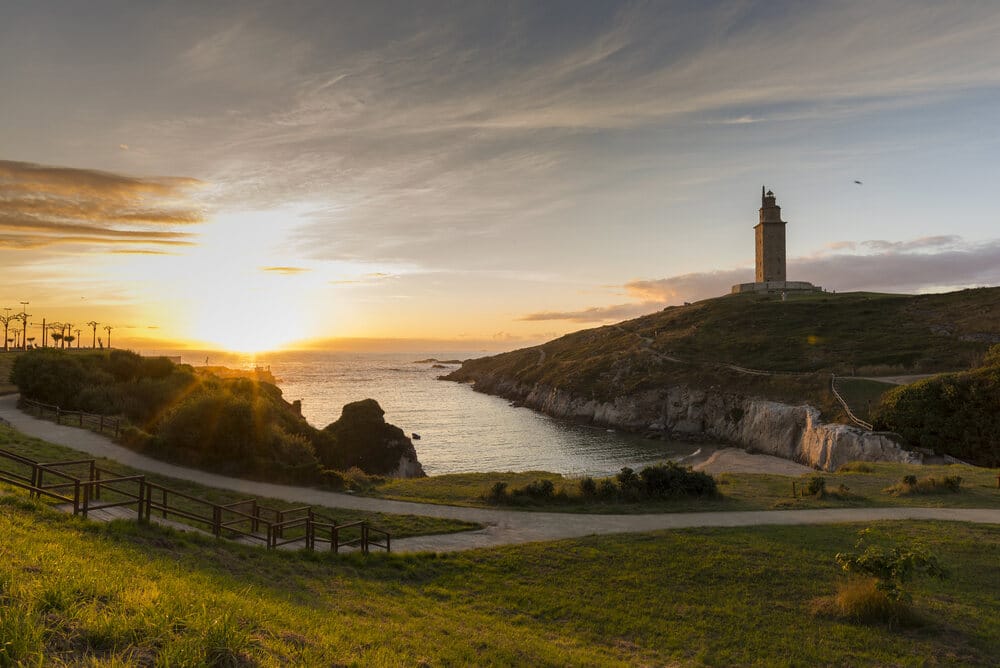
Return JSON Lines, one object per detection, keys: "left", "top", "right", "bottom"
{"left": 2, "top": 1, "right": 999, "bottom": 353}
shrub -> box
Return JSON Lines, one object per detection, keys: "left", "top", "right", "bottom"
{"left": 523, "top": 479, "right": 555, "bottom": 499}
{"left": 579, "top": 476, "right": 598, "bottom": 497}
{"left": 616, "top": 467, "right": 640, "bottom": 491}
{"left": 811, "top": 578, "right": 918, "bottom": 627}
{"left": 835, "top": 529, "right": 947, "bottom": 603}
{"left": 806, "top": 476, "right": 827, "bottom": 496}
{"left": 486, "top": 481, "right": 508, "bottom": 503}
{"left": 885, "top": 475, "right": 963, "bottom": 496}
{"left": 872, "top": 365, "right": 1000, "bottom": 466}
{"left": 598, "top": 479, "right": 618, "bottom": 498}
{"left": 639, "top": 462, "right": 717, "bottom": 497}
{"left": 343, "top": 466, "right": 381, "bottom": 492}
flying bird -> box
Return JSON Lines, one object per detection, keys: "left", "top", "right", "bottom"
{"left": 854, "top": 180, "right": 863, "bottom": 185}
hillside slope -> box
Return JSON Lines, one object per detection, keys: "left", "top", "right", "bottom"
{"left": 445, "top": 288, "right": 1000, "bottom": 468}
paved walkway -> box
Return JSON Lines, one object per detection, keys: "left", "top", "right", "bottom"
{"left": 2, "top": 394, "right": 999, "bottom": 553}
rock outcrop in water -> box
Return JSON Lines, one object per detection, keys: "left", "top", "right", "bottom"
{"left": 446, "top": 371, "right": 920, "bottom": 472}
{"left": 320, "top": 399, "right": 426, "bottom": 477}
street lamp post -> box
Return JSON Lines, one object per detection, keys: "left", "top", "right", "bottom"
{"left": 19, "top": 302, "right": 29, "bottom": 351}
{"left": 1, "top": 308, "right": 13, "bottom": 352}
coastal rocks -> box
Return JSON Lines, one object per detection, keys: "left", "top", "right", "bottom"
{"left": 453, "top": 372, "right": 920, "bottom": 472}
{"left": 320, "top": 398, "right": 426, "bottom": 478}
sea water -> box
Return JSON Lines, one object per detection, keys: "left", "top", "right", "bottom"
{"left": 145, "top": 350, "right": 709, "bottom": 476}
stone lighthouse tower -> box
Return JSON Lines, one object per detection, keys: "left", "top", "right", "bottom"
{"left": 755, "top": 186, "right": 786, "bottom": 282}
{"left": 731, "top": 187, "right": 821, "bottom": 295}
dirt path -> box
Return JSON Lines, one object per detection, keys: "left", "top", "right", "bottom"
{"left": 2, "top": 394, "right": 998, "bottom": 553}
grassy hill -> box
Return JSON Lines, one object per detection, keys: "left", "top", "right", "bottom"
{"left": 2, "top": 488, "right": 999, "bottom": 665}
{"left": 448, "top": 288, "right": 1000, "bottom": 417}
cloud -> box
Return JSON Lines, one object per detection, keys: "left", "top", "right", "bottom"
{"left": 260, "top": 266, "right": 309, "bottom": 274}
{"left": 329, "top": 272, "right": 397, "bottom": 286}
{"left": 522, "top": 236, "right": 1000, "bottom": 323}
{"left": 626, "top": 237, "right": 1000, "bottom": 303}
{"left": 0, "top": 160, "right": 204, "bottom": 250}
{"left": 519, "top": 301, "right": 662, "bottom": 323}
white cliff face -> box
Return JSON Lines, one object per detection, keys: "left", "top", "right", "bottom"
{"left": 470, "top": 375, "right": 919, "bottom": 472}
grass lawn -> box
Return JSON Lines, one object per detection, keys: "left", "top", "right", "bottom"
{"left": 368, "top": 462, "right": 1000, "bottom": 513}
{"left": 0, "top": 424, "right": 479, "bottom": 539}
{"left": 1, "top": 490, "right": 998, "bottom": 665}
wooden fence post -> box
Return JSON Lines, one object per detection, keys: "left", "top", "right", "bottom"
{"left": 212, "top": 506, "right": 222, "bottom": 538}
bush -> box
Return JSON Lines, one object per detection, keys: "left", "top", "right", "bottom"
{"left": 835, "top": 529, "right": 948, "bottom": 604}
{"left": 872, "top": 365, "right": 1000, "bottom": 466}
{"left": 639, "top": 462, "right": 717, "bottom": 498}
{"left": 598, "top": 479, "right": 618, "bottom": 498}
{"left": 523, "top": 479, "right": 555, "bottom": 499}
{"left": 579, "top": 476, "right": 598, "bottom": 497}
{"left": 486, "top": 481, "right": 508, "bottom": 503}
{"left": 811, "top": 578, "right": 918, "bottom": 627}
{"left": 885, "top": 475, "right": 963, "bottom": 496}
{"left": 806, "top": 476, "right": 827, "bottom": 496}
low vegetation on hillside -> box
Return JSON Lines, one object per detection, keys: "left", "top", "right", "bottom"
{"left": 873, "top": 344, "right": 1000, "bottom": 467}
{"left": 1, "top": 490, "right": 998, "bottom": 665}
{"left": 447, "top": 288, "right": 1000, "bottom": 415}
{"left": 10, "top": 349, "right": 418, "bottom": 482}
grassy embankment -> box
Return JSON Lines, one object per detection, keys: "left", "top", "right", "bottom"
{"left": 447, "top": 287, "right": 1000, "bottom": 421}
{"left": 1, "top": 487, "right": 999, "bottom": 665}
{"left": 0, "top": 425, "right": 478, "bottom": 538}
{"left": 368, "top": 463, "right": 1000, "bottom": 513}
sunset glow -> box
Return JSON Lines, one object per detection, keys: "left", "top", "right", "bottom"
{"left": 2, "top": 2, "right": 1000, "bottom": 352}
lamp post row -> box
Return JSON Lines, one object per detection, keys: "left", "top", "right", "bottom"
{"left": 1, "top": 302, "right": 115, "bottom": 352}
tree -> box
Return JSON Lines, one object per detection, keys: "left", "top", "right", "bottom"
{"left": 0, "top": 311, "right": 15, "bottom": 352}
{"left": 87, "top": 321, "right": 99, "bottom": 348}
{"left": 104, "top": 325, "right": 114, "bottom": 349}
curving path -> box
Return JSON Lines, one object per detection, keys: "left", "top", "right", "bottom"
{"left": 2, "top": 394, "right": 999, "bottom": 553}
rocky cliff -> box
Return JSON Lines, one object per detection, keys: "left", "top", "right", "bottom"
{"left": 450, "top": 371, "right": 920, "bottom": 472}
{"left": 320, "top": 398, "right": 426, "bottom": 478}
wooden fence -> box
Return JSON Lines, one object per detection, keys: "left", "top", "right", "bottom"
{"left": 20, "top": 398, "right": 122, "bottom": 438}
{"left": 0, "top": 448, "right": 389, "bottom": 553}
{"left": 830, "top": 373, "right": 874, "bottom": 431}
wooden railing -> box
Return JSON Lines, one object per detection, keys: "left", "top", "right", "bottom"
{"left": 19, "top": 398, "right": 122, "bottom": 437}
{"left": 0, "top": 448, "right": 388, "bottom": 553}
{"left": 830, "top": 373, "right": 874, "bottom": 431}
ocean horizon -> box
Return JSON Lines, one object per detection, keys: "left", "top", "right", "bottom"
{"left": 140, "top": 348, "right": 710, "bottom": 477}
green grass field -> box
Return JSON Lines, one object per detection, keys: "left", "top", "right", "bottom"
{"left": 0, "top": 424, "right": 478, "bottom": 539}
{"left": 368, "top": 463, "right": 1000, "bottom": 513}
{"left": 1, "top": 490, "right": 998, "bottom": 666}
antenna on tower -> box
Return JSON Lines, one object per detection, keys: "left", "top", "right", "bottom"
{"left": 761, "top": 185, "right": 765, "bottom": 206}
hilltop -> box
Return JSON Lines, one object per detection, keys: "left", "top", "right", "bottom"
{"left": 445, "top": 288, "right": 1000, "bottom": 468}
{"left": 448, "top": 288, "right": 1000, "bottom": 404}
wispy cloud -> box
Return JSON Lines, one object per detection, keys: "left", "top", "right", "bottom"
{"left": 260, "top": 266, "right": 309, "bottom": 274}
{"left": 0, "top": 161, "right": 204, "bottom": 250}
{"left": 519, "top": 301, "right": 662, "bottom": 323}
